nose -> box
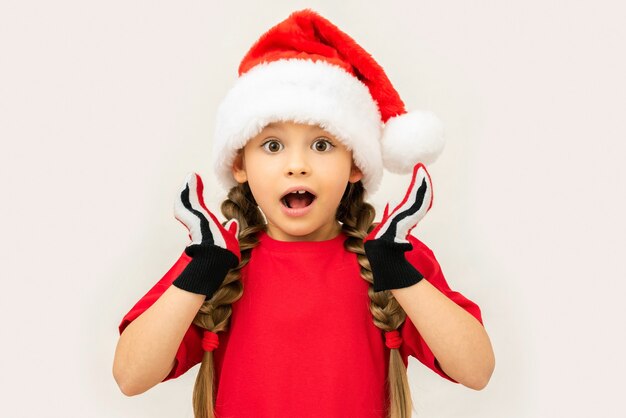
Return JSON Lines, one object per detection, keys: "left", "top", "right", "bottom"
{"left": 284, "top": 149, "right": 311, "bottom": 177}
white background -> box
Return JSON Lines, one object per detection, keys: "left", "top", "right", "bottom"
{"left": 1, "top": 1, "right": 624, "bottom": 417}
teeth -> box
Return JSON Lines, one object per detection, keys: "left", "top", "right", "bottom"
{"left": 297, "top": 190, "right": 306, "bottom": 194}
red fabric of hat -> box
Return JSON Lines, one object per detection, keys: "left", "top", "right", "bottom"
{"left": 238, "top": 9, "right": 406, "bottom": 123}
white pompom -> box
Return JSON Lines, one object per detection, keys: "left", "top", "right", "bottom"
{"left": 381, "top": 110, "right": 445, "bottom": 173}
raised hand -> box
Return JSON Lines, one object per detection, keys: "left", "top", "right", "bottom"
{"left": 174, "top": 172, "right": 240, "bottom": 259}
{"left": 364, "top": 163, "right": 433, "bottom": 292}
{"left": 172, "top": 173, "right": 241, "bottom": 300}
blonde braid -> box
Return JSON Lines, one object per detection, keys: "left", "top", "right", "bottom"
{"left": 190, "top": 182, "right": 266, "bottom": 418}
{"left": 339, "top": 181, "right": 415, "bottom": 418}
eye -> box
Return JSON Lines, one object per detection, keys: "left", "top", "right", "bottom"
{"left": 262, "top": 139, "right": 283, "bottom": 153}
{"left": 312, "top": 138, "right": 335, "bottom": 152}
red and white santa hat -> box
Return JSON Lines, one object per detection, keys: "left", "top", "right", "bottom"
{"left": 213, "top": 9, "right": 444, "bottom": 194}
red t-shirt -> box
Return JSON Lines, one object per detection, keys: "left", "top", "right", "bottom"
{"left": 119, "top": 230, "right": 483, "bottom": 417}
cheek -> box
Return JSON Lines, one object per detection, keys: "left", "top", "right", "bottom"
{"left": 327, "top": 155, "right": 354, "bottom": 180}
{"left": 241, "top": 153, "right": 270, "bottom": 186}
{"left": 245, "top": 166, "right": 277, "bottom": 206}
{"left": 247, "top": 175, "right": 270, "bottom": 199}
{"left": 322, "top": 161, "right": 353, "bottom": 198}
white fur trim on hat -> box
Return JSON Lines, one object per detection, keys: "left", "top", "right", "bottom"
{"left": 381, "top": 111, "right": 445, "bottom": 174}
{"left": 212, "top": 59, "right": 384, "bottom": 194}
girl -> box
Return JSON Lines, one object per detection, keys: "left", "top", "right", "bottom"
{"left": 113, "top": 9, "right": 495, "bottom": 418}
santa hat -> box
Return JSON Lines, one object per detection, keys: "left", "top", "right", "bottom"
{"left": 212, "top": 9, "right": 444, "bottom": 194}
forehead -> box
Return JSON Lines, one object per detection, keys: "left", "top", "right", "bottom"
{"left": 262, "top": 121, "right": 330, "bottom": 134}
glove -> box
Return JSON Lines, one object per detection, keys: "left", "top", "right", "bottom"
{"left": 172, "top": 172, "right": 241, "bottom": 300}
{"left": 364, "top": 163, "right": 433, "bottom": 292}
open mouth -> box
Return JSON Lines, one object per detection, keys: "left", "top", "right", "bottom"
{"left": 281, "top": 190, "right": 316, "bottom": 209}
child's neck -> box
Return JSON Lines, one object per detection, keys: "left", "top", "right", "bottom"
{"left": 265, "top": 221, "right": 342, "bottom": 242}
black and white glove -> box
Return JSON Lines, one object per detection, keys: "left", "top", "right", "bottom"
{"left": 172, "top": 173, "right": 240, "bottom": 300}
{"left": 364, "top": 163, "right": 433, "bottom": 292}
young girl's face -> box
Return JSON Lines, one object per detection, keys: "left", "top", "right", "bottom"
{"left": 231, "top": 121, "right": 363, "bottom": 242}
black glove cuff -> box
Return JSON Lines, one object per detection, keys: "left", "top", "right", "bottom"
{"left": 364, "top": 239, "right": 424, "bottom": 292}
{"left": 172, "top": 244, "right": 239, "bottom": 300}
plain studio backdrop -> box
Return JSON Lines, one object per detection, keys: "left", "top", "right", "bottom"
{"left": 1, "top": 1, "right": 624, "bottom": 417}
